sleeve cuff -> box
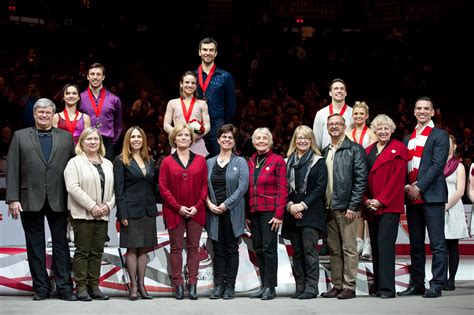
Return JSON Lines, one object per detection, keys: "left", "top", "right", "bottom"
{"left": 286, "top": 201, "right": 294, "bottom": 211}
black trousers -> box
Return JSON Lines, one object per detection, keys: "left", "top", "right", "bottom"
{"left": 20, "top": 202, "right": 73, "bottom": 296}
{"left": 102, "top": 136, "right": 115, "bottom": 162}
{"left": 406, "top": 203, "right": 447, "bottom": 289}
{"left": 203, "top": 117, "right": 224, "bottom": 158}
{"left": 289, "top": 227, "right": 320, "bottom": 294}
{"left": 212, "top": 212, "right": 239, "bottom": 288}
{"left": 250, "top": 211, "right": 278, "bottom": 287}
{"left": 368, "top": 213, "right": 400, "bottom": 296}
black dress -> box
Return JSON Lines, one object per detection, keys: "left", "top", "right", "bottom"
{"left": 113, "top": 158, "right": 158, "bottom": 248}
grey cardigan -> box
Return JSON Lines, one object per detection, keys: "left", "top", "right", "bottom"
{"left": 206, "top": 154, "right": 249, "bottom": 241}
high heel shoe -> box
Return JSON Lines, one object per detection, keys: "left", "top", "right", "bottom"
{"left": 128, "top": 286, "right": 138, "bottom": 301}
{"left": 138, "top": 285, "right": 153, "bottom": 299}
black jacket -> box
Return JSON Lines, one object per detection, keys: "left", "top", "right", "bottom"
{"left": 113, "top": 157, "right": 158, "bottom": 220}
{"left": 322, "top": 136, "right": 368, "bottom": 212}
{"left": 282, "top": 158, "right": 328, "bottom": 239}
{"left": 403, "top": 127, "right": 449, "bottom": 203}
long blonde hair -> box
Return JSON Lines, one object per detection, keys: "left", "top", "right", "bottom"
{"left": 121, "top": 126, "right": 150, "bottom": 166}
{"left": 287, "top": 125, "right": 321, "bottom": 157}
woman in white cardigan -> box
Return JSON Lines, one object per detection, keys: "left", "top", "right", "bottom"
{"left": 64, "top": 127, "right": 115, "bottom": 301}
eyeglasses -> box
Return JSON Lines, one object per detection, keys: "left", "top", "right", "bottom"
{"left": 220, "top": 135, "right": 234, "bottom": 140}
{"left": 328, "top": 122, "right": 345, "bottom": 127}
{"left": 296, "top": 136, "right": 310, "bottom": 141}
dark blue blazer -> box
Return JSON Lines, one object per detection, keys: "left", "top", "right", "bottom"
{"left": 404, "top": 127, "right": 449, "bottom": 203}
{"left": 113, "top": 157, "right": 158, "bottom": 220}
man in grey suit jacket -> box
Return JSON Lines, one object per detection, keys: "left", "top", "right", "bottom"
{"left": 398, "top": 97, "right": 449, "bottom": 298}
{"left": 6, "top": 98, "right": 77, "bottom": 301}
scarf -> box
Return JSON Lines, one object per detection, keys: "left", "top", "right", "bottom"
{"left": 407, "top": 120, "right": 434, "bottom": 204}
{"left": 287, "top": 151, "right": 321, "bottom": 194}
{"left": 444, "top": 156, "right": 459, "bottom": 178}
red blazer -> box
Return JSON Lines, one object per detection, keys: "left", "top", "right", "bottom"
{"left": 247, "top": 150, "right": 288, "bottom": 220}
{"left": 159, "top": 153, "right": 208, "bottom": 229}
{"left": 365, "top": 139, "right": 408, "bottom": 218}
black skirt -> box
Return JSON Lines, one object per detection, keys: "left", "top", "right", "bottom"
{"left": 120, "top": 216, "right": 157, "bottom": 248}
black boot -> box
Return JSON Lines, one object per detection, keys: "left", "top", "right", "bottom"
{"left": 175, "top": 285, "right": 184, "bottom": 300}
{"left": 188, "top": 284, "right": 198, "bottom": 300}
{"left": 222, "top": 286, "right": 235, "bottom": 300}
{"left": 209, "top": 286, "right": 224, "bottom": 299}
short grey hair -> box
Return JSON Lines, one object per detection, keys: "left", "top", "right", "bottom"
{"left": 251, "top": 127, "right": 273, "bottom": 147}
{"left": 370, "top": 114, "right": 396, "bottom": 133}
{"left": 33, "top": 98, "right": 56, "bottom": 113}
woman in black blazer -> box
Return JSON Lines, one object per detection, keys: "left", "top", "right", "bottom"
{"left": 114, "top": 126, "right": 158, "bottom": 300}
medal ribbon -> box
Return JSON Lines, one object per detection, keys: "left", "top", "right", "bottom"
{"left": 180, "top": 96, "right": 196, "bottom": 123}
{"left": 198, "top": 64, "right": 216, "bottom": 96}
{"left": 87, "top": 87, "right": 106, "bottom": 121}
{"left": 63, "top": 109, "right": 79, "bottom": 134}
{"left": 329, "top": 103, "right": 348, "bottom": 116}
{"left": 352, "top": 125, "right": 368, "bottom": 145}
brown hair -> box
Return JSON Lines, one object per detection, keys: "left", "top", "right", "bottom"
{"left": 329, "top": 78, "right": 347, "bottom": 91}
{"left": 120, "top": 126, "right": 150, "bottom": 166}
{"left": 217, "top": 124, "right": 238, "bottom": 139}
{"left": 62, "top": 84, "right": 81, "bottom": 104}
{"left": 199, "top": 37, "right": 218, "bottom": 51}
{"left": 179, "top": 71, "right": 198, "bottom": 98}
{"left": 88, "top": 62, "right": 105, "bottom": 75}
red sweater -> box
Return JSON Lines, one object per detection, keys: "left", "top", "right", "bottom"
{"left": 247, "top": 150, "right": 288, "bottom": 220}
{"left": 364, "top": 139, "right": 408, "bottom": 219}
{"left": 159, "top": 153, "right": 208, "bottom": 229}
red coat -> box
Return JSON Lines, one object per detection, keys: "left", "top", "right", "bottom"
{"left": 247, "top": 150, "right": 288, "bottom": 220}
{"left": 159, "top": 153, "right": 208, "bottom": 229}
{"left": 364, "top": 139, "right": 408, "bottom": 219}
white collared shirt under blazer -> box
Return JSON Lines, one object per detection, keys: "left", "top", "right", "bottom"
{"left": 64, "top": 153, "right": 115, "bottom": 221}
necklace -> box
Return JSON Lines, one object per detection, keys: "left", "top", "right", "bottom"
{"left": 88, "top": 158, "right": 101, "bottom": 164}
{"left": 218, "top": 154, "right": 230, "bottom": 164}
{"left": 255, "top": 156, "right": 266, "bottom": 169}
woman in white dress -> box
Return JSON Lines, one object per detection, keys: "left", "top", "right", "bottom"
{"left": 443, "top": 135, "right": 468, "bottom": 291}
{"left": 346, "top": 101, "right": 377, "bottom": 258}
{"left": 164, "top": 71, "right": 211, "bottom": 157}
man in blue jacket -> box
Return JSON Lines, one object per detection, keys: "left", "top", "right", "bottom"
{"left": 196, "top": 37, "right": 236, "bottom": 158}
